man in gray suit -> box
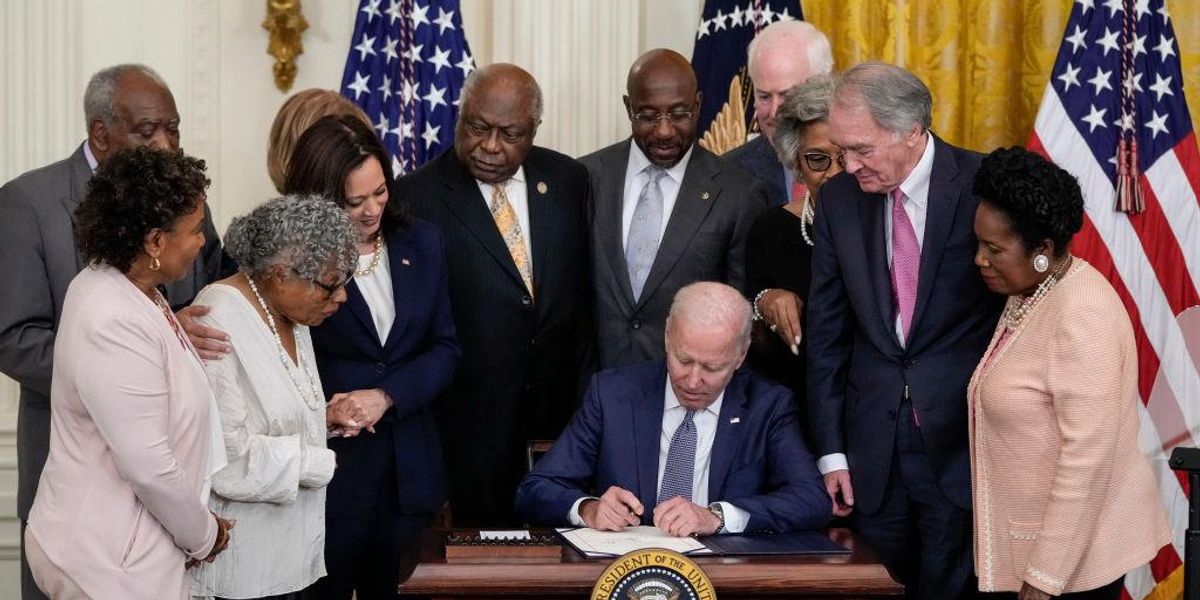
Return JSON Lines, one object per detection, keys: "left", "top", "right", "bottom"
{"left": 581, "top": 49, "right": 768, "bottom": 369}
{"left": 0, "top": 64, "right": 230, "bottom": 600}
{"left": 724, "top": 20, "right": 833, "bottom": 206}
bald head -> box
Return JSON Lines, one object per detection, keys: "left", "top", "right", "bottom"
{"left": 623, "top": 49, "right": 701, "bottom": 168}
{"left": 455, "top": 63, "right": 543, "bottom": 183}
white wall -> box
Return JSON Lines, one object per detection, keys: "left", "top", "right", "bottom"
{"left": 0, "top": 0, "right": 701, "bottom": 594}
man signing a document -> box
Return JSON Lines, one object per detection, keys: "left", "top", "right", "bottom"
{"left": 515, "top": 282, "right": 831, "bottom": 536}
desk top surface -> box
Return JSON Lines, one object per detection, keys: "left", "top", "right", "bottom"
{"left": 398, "top": 528, "right": 904, "bottom": 597}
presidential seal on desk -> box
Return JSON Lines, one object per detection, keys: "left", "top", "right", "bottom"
{"left": 591, "top": 548, "right": 715, "bottom": 600}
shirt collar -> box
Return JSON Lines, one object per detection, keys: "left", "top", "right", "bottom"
{"left": 630, "top": 140, "right": 694, "bottom": 184}
{"left": 895, "top": 132, "right": 935, "bottom": 208}
{"left": 663, "top": 379, "right": 724, "bottom": 418}
{"left": 476, "top": 165, "right": 526, "bottom": 187}
{"left": 83, "top": 140, "right": 99, "bottom": 173}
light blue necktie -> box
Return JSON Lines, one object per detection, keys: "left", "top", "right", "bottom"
{"left": 658, "top": 409, "right": 697, "bottom": 504}
{"left": 626, "top": 166, "right": 666, "bottom": 301}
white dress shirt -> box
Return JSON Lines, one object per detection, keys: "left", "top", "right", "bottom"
{"left": 621, "top": 144, "right": 694, "bottom": 250}
{"left": 475, "top": 166, "right": 533, "bottom": 269}
{"left": 567, "top": 381, "right": 750, "bottom": 534}
{"left": 355, "top": 242, "right": 395, "bottom": 343}
{"left": 817, "top": 133, "right": 935, "bottom": 476}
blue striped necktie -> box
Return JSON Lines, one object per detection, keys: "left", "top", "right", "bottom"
{"left": 658, "top": 409, "right": 697, "bottom": 504}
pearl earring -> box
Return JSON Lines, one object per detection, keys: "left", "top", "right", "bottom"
{"left": 1033, "top": 254, "right": 1050, "bottom": 273}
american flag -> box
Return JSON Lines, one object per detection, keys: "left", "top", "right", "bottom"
{"left": 1030, "top": 0, "right": 1198, "bottom": 598}
{"left": 341, "top": 0, "right": 475, "bottom": 175}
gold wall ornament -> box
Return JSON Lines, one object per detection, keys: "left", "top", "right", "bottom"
{"left": 263, "top": 0, "right": 309, "bottom": 93}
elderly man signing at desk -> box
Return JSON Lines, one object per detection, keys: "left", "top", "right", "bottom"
{"left": 516, "top": 282, "right": 830, "bottom": 536}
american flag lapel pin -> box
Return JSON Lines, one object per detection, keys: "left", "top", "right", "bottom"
{"left": 402, "top": 258, "right": 411, "bottom": 266}
{"left": 729, "top": 417, "right": 740, "bottom": 424}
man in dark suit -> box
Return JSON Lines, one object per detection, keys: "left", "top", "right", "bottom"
{"left": 516, "top": 282, "right": 829, "bottom": 535}
{"left": 724, "top": 20, "right": 833, "bottom": 206}
{"left": 399, "top": 63, "right": 594, "bottom": 527}
{"left": 807, "top": 62, "right": 1004, "bottom": 598}
{"left": 0, "top": 64, "right": 230, "bottom": 600}
{"left": 582, "top": 49, "right": 768, "bottom": 370}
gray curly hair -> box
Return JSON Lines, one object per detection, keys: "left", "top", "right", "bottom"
{"left": 224, "top": 194, "right": 358, "bottom": 280}
{"left": 773, "top": 74, "right": 835, "bottom": 177}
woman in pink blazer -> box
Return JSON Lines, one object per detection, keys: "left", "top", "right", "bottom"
{"left": 26, "top": 148, "right": 232, "bottom": 599}
{"left": 967, "top": 147, "right": 1170, "bottom": 599}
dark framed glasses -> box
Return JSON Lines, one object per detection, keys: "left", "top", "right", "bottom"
{"left": 801, "top": 151, "right": 835, "bottom": 172}
{"left": 311, "top": 269, "right": 354, "bottom": 296}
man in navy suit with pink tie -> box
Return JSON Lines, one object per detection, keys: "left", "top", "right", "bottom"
{"left": 516, "top": 282, "right": 829, "bottom": 536}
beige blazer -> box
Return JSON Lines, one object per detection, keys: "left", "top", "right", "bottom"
{"left": 968, "top": 259, "right": 1170, "bottom": 595}
{"left": 27, "top": 265, "right": 218, "bottom": 600}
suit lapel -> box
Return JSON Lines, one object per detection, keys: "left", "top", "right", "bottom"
{"left": 633, "top": 368, "right": 666, "bottom": 517}
{"left": 437, "top": 155, "right": 526, "bottom": 290}
{"left": 341, "top": 280, "right": 378, "bottom": 342}
{"left": 523, "top": 158, "right": 552, "bottom": 301}
{"left": 61, "top": 144, "right": 93, "bottom": 271}
{"left": 598, "top": 142, "right": 637, "bottom": 307}
{"left": 908, "top": 136, "right": 962, "bottom": 345}
{"left": 859, "top": 190, "right": 899, "bottom": 349}
{"left": 639, "top": 147, "right": 717, "bottom": 307}
{"left": 707, "top": 373, "right": 746, "bottom": 502}
{"left": 381, "top": 232, "right": 413, "bottom": 349}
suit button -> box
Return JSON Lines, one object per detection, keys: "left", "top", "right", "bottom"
{"left": 521, "top": 295, "right": 533, "bottom": 306}
{"left": 375, "top": 362, "right": 386, "bottom": 374}
{"left": 531, "top": 338, "right": 538, "bottom": 347}
{"left": 631, "top": 319, "right": 641, "bottom": 330}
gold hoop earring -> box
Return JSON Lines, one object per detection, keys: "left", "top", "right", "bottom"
{"left": 150, "top": 257, "right": 161, "bottom": 272}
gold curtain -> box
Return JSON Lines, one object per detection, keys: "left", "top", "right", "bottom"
{"left": 804, "top": 0, "right": 1200, "bottom": 153}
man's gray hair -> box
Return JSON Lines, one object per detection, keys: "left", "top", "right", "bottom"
{"left": 832, "top": 61, "right": 932, "bottom": 135}
{"left": 83, "top": 64, "right": 169, "bottom": 126}
{"left": 666, "top": 282, "right": 753, "bottom": 351}
{"left": 224, "top": 194, "right": 358, "bottom": 280}
{"left": 746, "top": 20, "right": 834, "bottom": 79}
{"left": 773, "top": 74, "right": 835, "bottom": 175}
{"left": 459, "top": 63, "right": 544, "bottom": 123}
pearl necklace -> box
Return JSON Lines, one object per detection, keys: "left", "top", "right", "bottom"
{"left": 1002, "top": 255, "right": 1073, "bottom": 331}
{"left": 245, "top": 275, "right": 324, "bottom": 411}
{"left": 357, "top": 233, "right": 385, "bottom": 277}
{"left": 798, "top": 191, "right": 815, "bottom": 247}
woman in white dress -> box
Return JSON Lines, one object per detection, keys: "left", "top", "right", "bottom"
{"left": 188, "top": 195, "right": 358, "bottom": 600}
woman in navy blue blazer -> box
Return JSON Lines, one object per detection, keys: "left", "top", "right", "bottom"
{"left": 284, "top": 115, "right": 461, "bottom": 599}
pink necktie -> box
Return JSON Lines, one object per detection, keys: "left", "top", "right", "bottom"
{"left": 890, "top": 188, "right": 920, "bottom": 341}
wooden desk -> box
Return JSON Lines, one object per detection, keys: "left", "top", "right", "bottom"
{"left": 398, "top": 528, "right": 903, "bottom": 599}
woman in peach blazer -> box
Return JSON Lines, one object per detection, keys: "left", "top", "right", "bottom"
{"left": 25, "top": 148, "right": 232, "bottom": 600}
{"left": 967, "top": 147, "right": 1170, "bottom": 599}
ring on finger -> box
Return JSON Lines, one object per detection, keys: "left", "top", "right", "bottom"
{"left": 769, "top": 323, "right": 778, "bottom": 332}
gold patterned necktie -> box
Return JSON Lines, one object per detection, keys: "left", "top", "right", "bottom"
{"left": 490, "top": 182, "right": 534, "bottom": 298}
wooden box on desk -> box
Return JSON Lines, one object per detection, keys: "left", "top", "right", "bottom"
{"left": 444, "top": 530, "right": 563, "bottom": 563}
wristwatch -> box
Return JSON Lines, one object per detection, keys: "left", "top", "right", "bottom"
{"left": 707, "top": 502, "right": 726, "bottom": 534}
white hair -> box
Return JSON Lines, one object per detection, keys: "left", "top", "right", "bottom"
{"left": 666, "top": 282, "right": 752, "bottom": 351}
{"left": 746, "top": 20, "right": 834, "bottom": 80}
{"left": 83, "top": 64, "right": 169, "bottom": 126}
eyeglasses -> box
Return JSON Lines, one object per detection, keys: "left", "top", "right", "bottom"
{"left": 310, "top": 270, "right": 354, "bottom": 297}
{"left": 630, "top": 110, "right": 695, "bottom": 127}
{"left": 801, "top": 152, "right": 835, "bottom": 172}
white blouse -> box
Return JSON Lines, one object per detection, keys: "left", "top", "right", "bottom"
{"left": 188, "top": 284, "right": 335, "bottom": 599}
{"left": 356, "top": 242, "right": 396, "bottom": 342}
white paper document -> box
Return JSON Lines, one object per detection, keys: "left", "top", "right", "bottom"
{"left": 557, "top": 525, "right": 713, "bottom": 557}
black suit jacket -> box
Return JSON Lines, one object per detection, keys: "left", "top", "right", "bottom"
{"left": 311, "top": 219, "right": 461, "bottom": 516}
{"left": 399, "top": 147, "right": 595, "bottom": 525}
{"left": 580, "top": 140, "right": 768, "bottom": 369}
{"left": 725, "top": 136, "right": 788, "bottom": 207}
{"left": 805, "top": 135, "right": 1003, "bottom": 513}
